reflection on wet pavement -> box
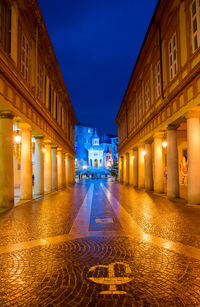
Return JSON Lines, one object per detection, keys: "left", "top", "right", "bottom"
{"left": 0, "top": 179, "right": 200, "bottom": 306}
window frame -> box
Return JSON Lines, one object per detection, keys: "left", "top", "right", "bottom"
{"left": 154, "top": 61, "right": 161, "bottom": 99}
{"left": 168, "top": 32, "right": 178, "bottom": 81}
{"left": 21, "top": 32, "right": 31, "bottom": 83}
{"left": 191, "top": 0, "right": 200, "bottom": 52}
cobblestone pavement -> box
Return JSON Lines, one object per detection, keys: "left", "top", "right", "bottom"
{"left": 0, "top": 179, "right": 200, "bottom": 306}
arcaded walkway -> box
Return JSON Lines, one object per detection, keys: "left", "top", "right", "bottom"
{"left": 0, "top": 179, "right": 200, "bottom": 306}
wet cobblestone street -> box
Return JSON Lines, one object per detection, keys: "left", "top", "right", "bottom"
{"left": 0, "top": 179, "right": 200, "bottom": 306}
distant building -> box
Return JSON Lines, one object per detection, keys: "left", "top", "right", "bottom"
{"left": 75, "top": 124, "right": 118, "bottom": 174}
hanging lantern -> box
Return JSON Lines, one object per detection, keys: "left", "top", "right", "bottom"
{"left": 14, "top": 123, "right": 21, "bottom": 161}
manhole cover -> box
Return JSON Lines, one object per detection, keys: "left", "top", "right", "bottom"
{"left": 95, "top": 217, "right": 114, "bottom": 224}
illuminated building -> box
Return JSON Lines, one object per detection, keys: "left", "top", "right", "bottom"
{"left": 0, "top": 0, "right": 76, "bottom": 208}
{"left": 116, "top": 0, "right": 200, "bottom": 204}
{"left": 75, "top": 124, "right": 118, "bottom": 175}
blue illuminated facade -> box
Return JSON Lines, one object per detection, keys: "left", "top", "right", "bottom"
{"left": 75, "top": 124, "right": 118, "bottom": 175}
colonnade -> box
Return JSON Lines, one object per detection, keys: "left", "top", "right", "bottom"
{"left": 0, "top": 112, "right": 75, "bottom": 209}
{"left": 119, "top": 113, "right": 200, "bottom": 205}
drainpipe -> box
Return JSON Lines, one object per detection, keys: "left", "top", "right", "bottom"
{"left": 158, "top": 25, "right": 165, "bottom": 100}
{"left": 125, "top": 102, "right": 128, "bottom": 138}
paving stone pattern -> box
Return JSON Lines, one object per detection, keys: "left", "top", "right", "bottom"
{"left": 0, "top": 180, "right": 200, "bottom": 306}
{"left": 1, "top": 236, "right": 200, "bottom": 306}
{"left": 106, "top": 181, "right": 200, "bottom": 249}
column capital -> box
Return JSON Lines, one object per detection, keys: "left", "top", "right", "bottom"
{"left": 186, "top": 110, "right": 200, "bottom": 119}
{"left": 154, "top": 131, "right": 165, "bottom": 139}
{"left": 167, "top": 124, "right": 179, "bottom": 130}
{"left": 145, "top": 137, "right": 153, "bottom": 144}
{"left": 51, "top": 144, "right": 58, "bottom": 149}
{"left": 0, "top": 111, "right": 14, "bottom": 119}
{"left": 34, "top": 135, "right": 44, "bottom": 140}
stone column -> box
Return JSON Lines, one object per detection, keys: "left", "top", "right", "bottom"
{"left": 167, "top": 125, "right": 179, "bottom": 199}
{"left": 0, "top": 112, "right": 14, "bottom": 208}
{"left": 154, "top": 134, "right": 164, "bottom": 193}
{"left": 57, "top": 150, "right": 62, "bottom": 188}
{"left": 125, "top": 153, "right": 129, "bottom": 185}
{"left": 51, "top": 145, "right": 58, "bottom": 191}
{"left": 120, "top": 156, "right": 124, "bottom": 183}
{"left": 44, "top": 143, "right": 52, "bottom": 193}
{"left": 34, "top": 136, "right": 44, "bottom": 196}
{"left": 187, "top": 111, "right": 200, "bottom": 204}
{"left": 71, "top": 157, "right": 76, "bottom": 183}
{"left": 133, "top": 148, "right": 138, "bottom": 187}
{"left": 65, "top": 154, "right": 69, "bottom": 185}
{"left": 129, "top": 151, "right": 134, "bottom": 185}
{"left": 62, "top": 152, "right": 66, "bottom": 187}
{"left": 145, "top": 142, "right": 153, "bottom": 191}
{"left": 138, "top": 147, "right": 145, "bottom": 188}
{"left": 20, "top": 124, "right": 32, "bottom": 200}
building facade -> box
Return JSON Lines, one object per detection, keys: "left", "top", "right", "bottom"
{"left": 0, "top": 0, "right": 76, "bottom": 209}
{"left": 116, "top": 0, "right": 200, "bottom": 205}
{"left": 75, "top": 124, "right": 118, "bottom": 174}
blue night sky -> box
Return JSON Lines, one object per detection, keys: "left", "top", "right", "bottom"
{"left": 38, "top": 0, "right": 158, "bottom": 135}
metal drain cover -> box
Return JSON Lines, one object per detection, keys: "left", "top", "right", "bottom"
{"left": 95, "top": 217, "right": 114, "bottom": 224}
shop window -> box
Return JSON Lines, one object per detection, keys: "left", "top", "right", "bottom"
{"left": 168, "top": 33, "right": 178, "bottom": 81}
{"left": 191, "top": 0, "right": 200, "bottom": 52}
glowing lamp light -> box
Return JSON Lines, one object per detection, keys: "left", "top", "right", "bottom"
{"left": 142, "top": 150, "right": 146, "bottom": 156}
{"left": 83, "top": 165, "right": 87, "bottom": 170}
{"left": 131, "top": 156, "right": 135, "bottom": 160}
{"left": 162, "top": 141, "right": 168, "bottom": 148}
{"left": 14, "top": 134, "right": 21, "bottom": 144}
{"left": 56, "top": 154, "right": 59, "bottom": 158}
{"left": 42, "top": 147, "right": 46, "bottom": 153}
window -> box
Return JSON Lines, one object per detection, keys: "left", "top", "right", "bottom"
{"left": 133, "top": 103, "right": 136, "bottom": 126}
{"left": 37, "top": 64, "right": 42, "bottom": 100}
{"left": 48, "top": 83, "right": 51, "bottom": 112}
{"left": 138, "top": 93, "right": 142, "bottom": 120}
{"left": 144, "top": 80, "right": 150, "bottom": 110}
{"left": 51, "top": 88, "right": 54, "bottom": 116}
{"left": 154, "top": 62, "right": 161, "bottom": 99}
{"left": 168, "top": 33, "right": 178, "bottom": 81}
{"left": 21, "top": 33, "right": 30, "bottom": 82}
{"left": 0, "top": 2, "right": 11, "bottom": 54}
{"left": 62, "top": 106, "right": 65, "bottom": 129}
{"left": 191, "top": 0, "right": 200, "bottom": 52}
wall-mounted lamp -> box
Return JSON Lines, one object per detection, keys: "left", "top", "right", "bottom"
{"left": 142, "top": 150, "right": 146, "bottom": 156}
{"left": 162, "top": 141, "right": 168, "bottom": 148}
{"left": 42, "top": 146, "right": 46, "bottom": 153}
